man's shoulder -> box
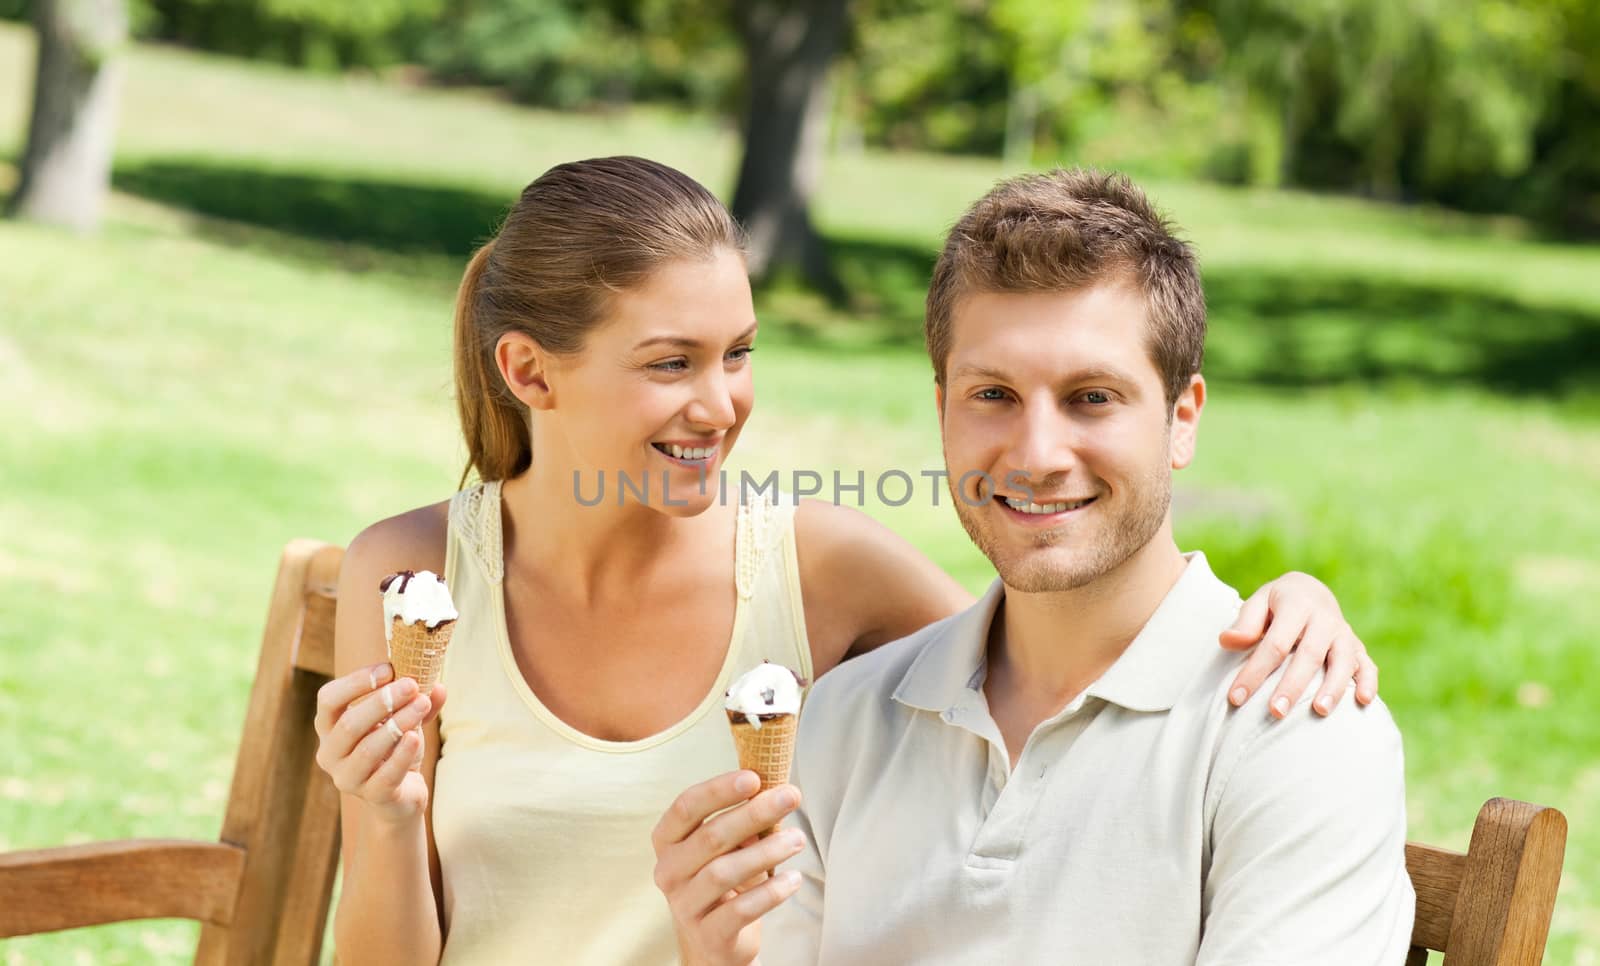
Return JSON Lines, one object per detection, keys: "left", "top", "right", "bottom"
{"left": 802, "top": 612, "right": 955, "bottom": 731}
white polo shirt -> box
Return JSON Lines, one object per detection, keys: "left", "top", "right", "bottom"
{"left": 765, "top": 553, "right": 1414, "bottom": 966}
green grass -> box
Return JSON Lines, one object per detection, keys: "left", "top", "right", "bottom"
{"left": 3, "top": 22, "right": 1600, "bottom": 963}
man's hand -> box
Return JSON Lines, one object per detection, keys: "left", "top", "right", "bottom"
{"left": 651, "top": 770, "right": 807, "bottom": 966}
{"left": 1220, "top": 571, "right": 1379, "bottom": 718}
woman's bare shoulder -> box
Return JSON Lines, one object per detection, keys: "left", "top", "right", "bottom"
{"left": 342, "top": 501, "right": 452, "bottom": 598}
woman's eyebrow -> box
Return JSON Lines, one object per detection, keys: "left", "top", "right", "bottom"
{"left": 633, "top": 322, "right": 758, "bottom": 351}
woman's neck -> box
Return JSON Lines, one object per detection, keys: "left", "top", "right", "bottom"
{"left": 499, "top": 459, "right": 708, "bottom": 606}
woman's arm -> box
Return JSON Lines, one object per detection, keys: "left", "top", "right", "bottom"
{"left": 322, "top": 504, "right": 451, "bottom": 966}
{"left": 794, "top": 500, "right": 974, "bottom": 678}
{"left": 794, "top": 500, "right": 1379, "bottom": 713}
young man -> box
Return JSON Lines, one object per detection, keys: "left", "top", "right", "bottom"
{"left": 659, "top": 169, "right": 1414, "bottom": 965}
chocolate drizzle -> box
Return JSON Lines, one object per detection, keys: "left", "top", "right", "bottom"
{"left": 378, "top": 569, "right": 431, "bottom": 593}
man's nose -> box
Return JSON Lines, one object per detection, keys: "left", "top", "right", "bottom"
{"left": 1001, "top": 396, "right": 1076, "bottom": 489}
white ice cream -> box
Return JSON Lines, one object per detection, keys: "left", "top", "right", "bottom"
{"left": 725, "top": 661, "right": 803, "bottom": 728}
{"left": 380, "top": 570, "right": 458, "bottom": 642}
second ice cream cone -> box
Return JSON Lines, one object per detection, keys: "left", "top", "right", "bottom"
{"left": 727, "top": 711, "right": 798, "bottom": 838}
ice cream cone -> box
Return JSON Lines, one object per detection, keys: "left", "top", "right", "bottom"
{"left": 388, "top": 615, "right": 454, "bottom": 695}
{"left": 727, "top": 710, "right": 798, "bottom": 838}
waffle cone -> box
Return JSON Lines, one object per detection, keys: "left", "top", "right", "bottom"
{"left": 388, "top": 616, "right": 454, "bottom": 695}
{"left": 728, "top": 711, "right": 798, "bottom": 838}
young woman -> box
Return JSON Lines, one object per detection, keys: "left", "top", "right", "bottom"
{"left": 312, "top": 157, "right": 1378, "bottom": 966}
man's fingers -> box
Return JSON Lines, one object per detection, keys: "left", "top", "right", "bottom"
{"left": 314, "top": 662, "right": 394, "bottom": 736}
{"left": 679, "top": 827, "right": 806, "bottom": 920}
{"left": 1219, "top": 588, "right": 1271, "bottom": 651}
{"left": 689, "top": 786, "right": 802, "bottom": 863}
{"left": 653, "top": 771, "right": 761, "bottom": 853}
{"left": 700, "top": 868, "right": 802, "bottom": 941}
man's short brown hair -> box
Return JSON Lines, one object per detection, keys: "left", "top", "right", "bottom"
{"left": 925, "top": 168, "right": 1205, "bottom": 406}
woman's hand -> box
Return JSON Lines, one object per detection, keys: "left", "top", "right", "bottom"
{"left": 314, "top": 662, "right": 448, "bottom": 825}
{"left": 1220, "top": 571, "right": 1378, "bottom": 719}
{"left": 651, "top": 770, "right": 807, "bottom": 966}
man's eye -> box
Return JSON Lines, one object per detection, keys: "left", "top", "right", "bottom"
{"left": 975, "top": 388, "right": 1007, "bottom": 401}
{"left": 1080, "top": 390, "right": 1111, "bottom": 405}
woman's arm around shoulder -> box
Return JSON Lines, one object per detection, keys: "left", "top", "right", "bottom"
{"left": 793, "top": 499, "right": 975, "bottom": 679}
{"left": 321, "top": 501, "right": 450, "bottom": 965}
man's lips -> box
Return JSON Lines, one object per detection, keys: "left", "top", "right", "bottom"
{"left": 992, "top": 493, "right": 1098, "bottom": 522}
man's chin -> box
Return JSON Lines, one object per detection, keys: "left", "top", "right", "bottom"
{"left": 983, "top": 543, "right": 1103, "bottom": 593}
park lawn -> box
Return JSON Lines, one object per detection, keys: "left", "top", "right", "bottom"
{"left": 3, "top": 22, "right": 1599, "bottom": 964}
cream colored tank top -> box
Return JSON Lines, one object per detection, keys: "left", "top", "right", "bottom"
{"left": 433, "top": 481, "right": 813, "bottom": 966}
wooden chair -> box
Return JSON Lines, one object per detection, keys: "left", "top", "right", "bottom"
{"left": 0, "top": 539, "right": 1575, "bottom": 964}
{"left": 1405, "top": 798, "right": 1567, "bottom": 965}
{"left": 0, "top": 539, "right": 345, "bottom": 965}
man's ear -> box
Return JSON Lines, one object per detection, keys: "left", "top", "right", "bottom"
{"left": 496, "top": 332, "right": 557, "bottom": 411}
{"left": 934, "top": 382, "right": 945, "bottom": 424}
{"left": 1169, "top": 374, "right": 1205, "bottom": 470}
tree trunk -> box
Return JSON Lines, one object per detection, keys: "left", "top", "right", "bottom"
{"left": 729, "top": 0, "right": 850, "bottom": 296}
{"left": 7, "top": 0, "right": 128, "bottom": 233}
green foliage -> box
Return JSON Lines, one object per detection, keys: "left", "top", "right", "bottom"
{"left": 141, "top": 0, "right": 445, "bottom": 68}
{"left": 419, "top": 0, "right": 739, "bottom": 110}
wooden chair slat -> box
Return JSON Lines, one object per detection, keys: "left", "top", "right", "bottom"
{"left": 1444, "top": 798, "right": 1568, "bottom": 966}
{"left": 271, "top": 752, "right": 344, "bottom": 966}
{"left": 0, "top": 839, "right": 245, "bottom": 937}
{"left": 1408, "top": 842, "right": 1469, "bottom": 952}
{"left": 198, "top": 539, "right": 340, "bottom": 965}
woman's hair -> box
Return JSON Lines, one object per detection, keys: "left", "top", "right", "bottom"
{"left": 453, "top": 156, "right": 745, "bottom": 487}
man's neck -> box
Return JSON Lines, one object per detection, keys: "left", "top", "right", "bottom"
{"left": 983, "top": 531, "right": 1188, "bottom": 763}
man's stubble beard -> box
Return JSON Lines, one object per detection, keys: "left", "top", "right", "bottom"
{"left": 951, "top": 463, "right": 1173, "bottom": 594}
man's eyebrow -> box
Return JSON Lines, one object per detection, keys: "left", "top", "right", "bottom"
{"left": 948, "top": 363, "right": 1141, "bottom": 386}
{"left": 633, "top": 322, "right": 758, "bottom": 351}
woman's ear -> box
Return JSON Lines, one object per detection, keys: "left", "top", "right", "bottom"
{"left": 496, "top": 332, "right": 557, "bottom": 411}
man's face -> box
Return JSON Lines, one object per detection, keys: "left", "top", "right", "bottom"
{"left": 938, "top": 282, "right": 1203, "bottom": 593}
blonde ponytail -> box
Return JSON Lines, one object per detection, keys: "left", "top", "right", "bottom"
{"left": 453, "top": 238, "right": 532, "bottom": 489}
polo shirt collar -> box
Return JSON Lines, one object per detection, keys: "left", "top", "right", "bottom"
{"left": 891, "top": 552, "right": 1234, "bottom": 716}
{"left": 891, "top": 577, "right": 1005, "bottom": 714}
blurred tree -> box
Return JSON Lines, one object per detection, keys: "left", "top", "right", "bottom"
{"left": 8, "top": 0, "right": 128, "bottom": 232}
{"left": 728, "top": 0, "right": 850, "bottom": 291}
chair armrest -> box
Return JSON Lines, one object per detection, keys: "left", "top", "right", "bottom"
{"left": 0, "top": 838, "right": 246, "bottom": 937}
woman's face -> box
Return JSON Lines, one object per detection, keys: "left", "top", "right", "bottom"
{"left": 539, "top": 248, "right": 758, "bottom": 517}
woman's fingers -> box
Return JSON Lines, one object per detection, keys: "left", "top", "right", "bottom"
{"left": 1218, "top": 585, "right": 1271, "bottom": 651}
{"left": 1355, "top": 651, "right": 1379, "bottom": 705}
{"left": 328, "top": 677, "right": 419, "bottom": 755}
{"left": 1267, "top": 616, "right": 1337, "bottom": 718}
{"left": 361, "top": 728, "right": 425, "bottom": 804}
{"left": 314, "top": 662, "right": 393, "bottom": 737}
{"left": 327, "top": 691, "right": 431, "bottom": 792}
{"left": 1311, "top": 642, "right": 1358, "bottom": 716}
{"left": 677, "top": 827, "right": 807, "bottom": 920}
{"left": 1227, "top": 603, "right": 1308, "bottom": 708}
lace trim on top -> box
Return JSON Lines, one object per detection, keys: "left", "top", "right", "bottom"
{"left": 451, "top": 480, "right": 789, "bottom": 598}
{"left": 450, "top": 480, "right": 504, "bottom": 585}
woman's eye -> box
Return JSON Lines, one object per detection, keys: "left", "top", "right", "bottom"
{"left": 727, "top": 345, "right": 755, "bottom": 363}
{"left": 650, "top": 358, "right": 689, "bottom": 372}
